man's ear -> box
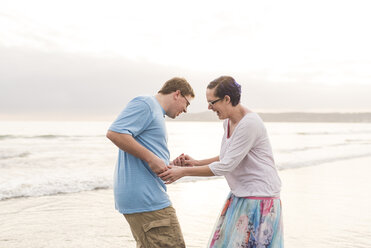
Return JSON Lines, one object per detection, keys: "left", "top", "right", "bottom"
{"left": 174, "top": 90, "right": 181, "bottom": 99}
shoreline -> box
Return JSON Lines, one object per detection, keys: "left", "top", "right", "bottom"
{"left": 1, "top": 156, "right": 371, "bottom": 248}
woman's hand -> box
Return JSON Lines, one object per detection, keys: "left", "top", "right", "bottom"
{"left": 159, "top": 166, "right": 185, "bottom": 184}
{"left": 171, "top": 153, "right": 199, "bottom": 167}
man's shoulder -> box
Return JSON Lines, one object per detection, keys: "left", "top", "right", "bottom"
{"left": 127, "top": 95, "right": 164, "bottom": 119}
{"left": 130, "top": 95, "right": 154, "bottom": 106}
{"left": 132, "top": 95, "right": 151, "bottom": 101}
{"left": 127, "top": 95, "right": 153, "bottom": 108}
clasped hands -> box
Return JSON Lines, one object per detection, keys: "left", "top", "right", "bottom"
{"left": 159, "top": 154, "right": 196, "bottom": 184}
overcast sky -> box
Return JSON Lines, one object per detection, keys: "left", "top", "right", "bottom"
{"left": 1, "top": 0, "right": 371, "bottom": 120}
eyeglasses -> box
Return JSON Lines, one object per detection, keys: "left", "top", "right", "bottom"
{"left": 181, "top": 93, "right": 190, "bottom": 107}
{"left": 208, "top": 98, "right": 222, "bottom": 106}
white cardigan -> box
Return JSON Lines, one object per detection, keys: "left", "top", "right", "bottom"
{"left": 209, "top": 113, "right": 281, "bottom": 197}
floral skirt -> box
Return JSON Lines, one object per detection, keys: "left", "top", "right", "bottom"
{"left": 208, "top": 193, "right": 284, "bottom": 248}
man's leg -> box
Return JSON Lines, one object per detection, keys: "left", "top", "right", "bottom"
{"left": 124, "top": 206, "right": 185, "bottom": 248}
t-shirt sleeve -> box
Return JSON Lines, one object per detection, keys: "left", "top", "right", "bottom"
{"left": 209, "top": 118, "right": 261, "bottom": 176}
{"left": 108, "top": 98, "right": 153, "bottom": 137}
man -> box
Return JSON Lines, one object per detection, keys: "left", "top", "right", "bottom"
{"left": 106, "top": 77, "right": 194, "bottom": 248}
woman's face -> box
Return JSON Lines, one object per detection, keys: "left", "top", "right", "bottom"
{"left": 206, "top": 88, "right": 227, "bottom": 120}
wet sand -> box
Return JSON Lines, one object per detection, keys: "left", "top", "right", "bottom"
{"left": 1, "top": 157, "right": 371, "bottom": 248}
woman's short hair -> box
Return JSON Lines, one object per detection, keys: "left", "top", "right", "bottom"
{"left": 158, "top": 77, "right": 195, "bottom": 97}
{"left": 207, "top": 76, "right": 241, "bottom": 106}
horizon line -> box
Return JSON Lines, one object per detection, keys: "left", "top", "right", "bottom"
{"left": 2, "top": 111, "right": 371, "bottom": 122}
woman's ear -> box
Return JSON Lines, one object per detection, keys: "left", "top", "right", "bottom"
{"left": 224, "top": 95, "right": 231, "bottom": 104}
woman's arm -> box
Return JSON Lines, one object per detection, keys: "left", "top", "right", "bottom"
{"left": 159, "top": 165, "right": 214, "bottom": 184}
{"left": 172, "top": 154, "right": 219, "bottom": 167}
{"left": 194, "top": 156, "right": 219, "bottom": 166}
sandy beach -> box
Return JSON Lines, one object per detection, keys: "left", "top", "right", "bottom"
{"left": 1, "top": 156, "right": 371, "bottom": 248}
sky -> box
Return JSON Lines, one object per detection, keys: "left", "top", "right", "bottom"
{"left": 1, "top": 0, "right": 371, "bottom": 120}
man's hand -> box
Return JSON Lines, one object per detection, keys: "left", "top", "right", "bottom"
{"left": 148, "top": 156, "right": 168, "bottom": 175}
{"left": 106, "top": 131, "right": 168, "bottom": 175}
{"left": 159, "top": 166, "right": 185, "bottom": 184}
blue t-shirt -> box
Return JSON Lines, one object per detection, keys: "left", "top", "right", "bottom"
{"left": 109, "top": 96, "right": 171, "bottom": 214}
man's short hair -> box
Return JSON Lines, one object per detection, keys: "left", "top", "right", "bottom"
{"left": 158, "top": 77, "right": 195, "bottom": 98}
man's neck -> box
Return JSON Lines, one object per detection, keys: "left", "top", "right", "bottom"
{"left": 155, "top": 93, "right": 170, "bottom": 113}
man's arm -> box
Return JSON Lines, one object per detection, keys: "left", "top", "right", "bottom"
{"left": 106, "top": 130, "right": 167, "bottom": 174}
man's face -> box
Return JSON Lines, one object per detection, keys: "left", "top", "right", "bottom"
{"left": 168, "top": 91, "right": 192, "bottom": 119}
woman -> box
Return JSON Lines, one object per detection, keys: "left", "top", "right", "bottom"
{"left": 159, "top": 76, "right": 284, "bottom": 248}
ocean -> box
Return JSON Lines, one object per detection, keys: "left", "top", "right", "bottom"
{"left": 1, "top": 120, "right": 371, "bottom": 248}
{"left": 1, "top": 120, "right": 371, "bottom": 201}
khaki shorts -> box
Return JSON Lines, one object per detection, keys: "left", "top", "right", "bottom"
{"left": 124, "top": 206, "right": 185, "bottom": 248}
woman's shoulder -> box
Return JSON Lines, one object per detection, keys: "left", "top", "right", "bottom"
{"left": 241, "top": 112, "right": 264, "bottom": 125}
{"left": 237, "top": 112, "right": 266, "bottom": 134}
